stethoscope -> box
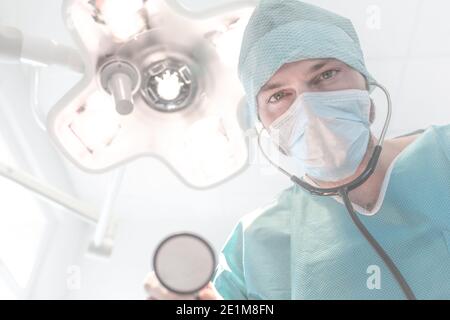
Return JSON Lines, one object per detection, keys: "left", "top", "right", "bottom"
{"left": 257, "top": 83, "right": 416, "bottom": 300}
{"left": 153, "top": 232, "right": 216, "bottom": 299}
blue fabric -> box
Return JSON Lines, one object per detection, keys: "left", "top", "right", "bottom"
{"left": 269, "top": 89, "right": 372, "bottom": 181}
{"left": 212, "top": 124, "right": 450, "bottom": 299}
{"left": 238, "top": 0, "right": 376, "bottom": 126}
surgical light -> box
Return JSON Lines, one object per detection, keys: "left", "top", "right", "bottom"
{"left": 88, "top": 0, "right": 148, "bottom": 41}
{"left": 47, "top": 0, "right": 254, "bottom": 188}
{"left": 69, "top": 91, "right": 121, "bottom": 154}
{"left": 142, "top": 58, "right": 196, "bottom": 112}
{"left": 155, "top": 70, "right": 182, "bottom": 101}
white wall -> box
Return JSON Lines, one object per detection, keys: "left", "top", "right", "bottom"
{"left": 0, "top": 0, "right": 449, "bottom": 299}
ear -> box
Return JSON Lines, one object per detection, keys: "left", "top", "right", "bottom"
{"left": 369, "top": 98, "right": 375, "bottom": 124}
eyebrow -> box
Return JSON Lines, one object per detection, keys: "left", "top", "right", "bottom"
{"left": 259, "top": 82, "right": 285, "bottom": 93}
{"left": 258, "top": 60, "right": 333, "bottom": 94}
{"left": 308, "top": 61, "right": 329, "bottom": 74}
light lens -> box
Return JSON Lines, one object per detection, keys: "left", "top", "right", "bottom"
{"left": 69, "top": 92, "right": 121, "bottom": 153}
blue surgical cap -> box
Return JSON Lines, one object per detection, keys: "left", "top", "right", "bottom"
{"left": 238, "top": 0, "right": 376, "bottom": 126}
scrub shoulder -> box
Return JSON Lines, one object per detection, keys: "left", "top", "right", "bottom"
{"left": 211, "top": 185, "right": 295, "bottom": 300}
{"left": 432, "top": 123, "right": 450, "bottom": 162}
{"left": 212, "top": 123, "right": 450, "bottom": 300}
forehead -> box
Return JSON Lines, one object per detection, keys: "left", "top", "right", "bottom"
{"left": 268, "top": 58, "right": 344, "bottom": 82}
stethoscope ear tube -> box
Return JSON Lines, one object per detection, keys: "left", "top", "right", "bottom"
{"left": 339, "top": 187, "right": 416, "bottom": 300}
{"left": 346, "top": 145, "right": 382, "bottom": 192}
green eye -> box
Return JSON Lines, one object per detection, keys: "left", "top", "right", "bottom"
{"left": 268, "top": 91, "right": 286, "bottom": 103}
{"left": 319, "top": 69, "right": 338, "bottom": 81}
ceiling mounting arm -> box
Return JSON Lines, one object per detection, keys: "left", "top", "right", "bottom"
{"left": 0, "top": 161, "right": 98, "bottom": 224}
{"left": 0, "top": 26, "right": 84, "bottom": 73}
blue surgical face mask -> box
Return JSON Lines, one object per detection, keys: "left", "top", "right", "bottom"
{"left": 268, "top": 89, "right": 372, "bottom": 182}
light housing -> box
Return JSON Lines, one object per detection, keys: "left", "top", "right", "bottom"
{"left": 48, "top": 0, "right": 253, "bottom": 188}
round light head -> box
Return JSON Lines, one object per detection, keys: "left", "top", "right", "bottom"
{"left": 142, "top": 58, "right": 198, "bottom": 112}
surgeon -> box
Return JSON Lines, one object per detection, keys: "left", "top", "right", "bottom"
{"left": 145, "top": 0, "right": 450, "bottom": 299}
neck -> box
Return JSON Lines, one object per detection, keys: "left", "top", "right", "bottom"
{"left": 304, "top": 134, "right": 418, "bottom": 211}
{"left": 347, "top": 140, "right": 395, "bottom": 210}
{"left": 347, "top": 134, "right": 418, "bottom": 210}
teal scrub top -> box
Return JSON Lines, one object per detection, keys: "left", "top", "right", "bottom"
{"left": 211, "top": 124, "right": 450, "bottom": 299}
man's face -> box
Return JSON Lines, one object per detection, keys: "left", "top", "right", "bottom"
{"left": 256, "top": 58, "right": 374, "bottom": 187}
{"left": 256, "top": 58, "right": 368, "bottom": 128}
